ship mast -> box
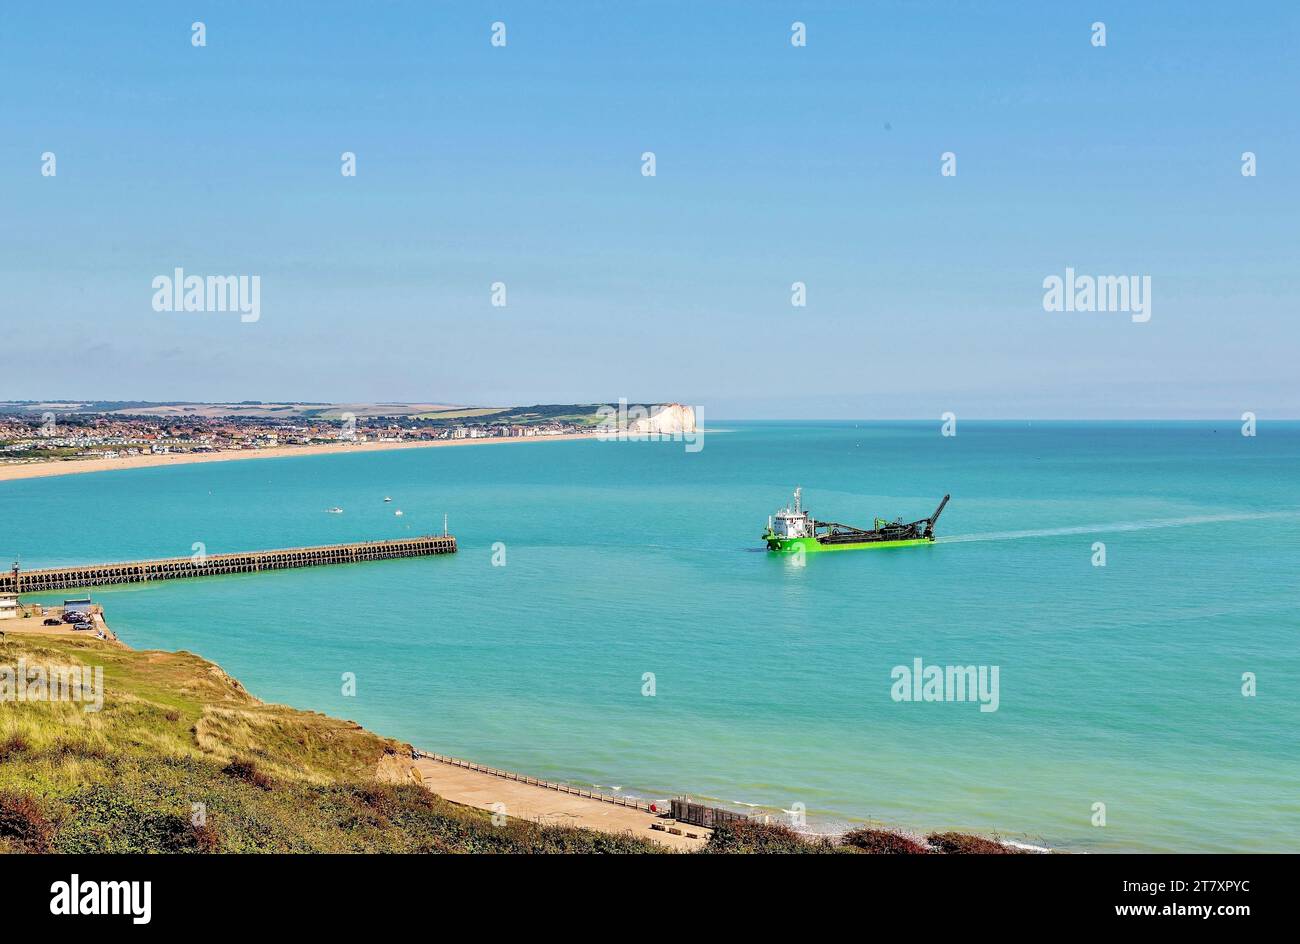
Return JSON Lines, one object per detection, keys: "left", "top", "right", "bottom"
{"left": 793, "top": 486, "right": 801, "bottom": 515}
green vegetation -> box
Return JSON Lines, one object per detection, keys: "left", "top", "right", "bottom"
{"left": 698, "top": 821, "right": 1032, "bottom": 855}
{"left": 843, "top": 827, "right": 933, "bottom": 854}
{"left": 412, "top": 408, "right": 507, "bottom": 420}
{"left": 2, "top": 447, "right": 84, "bottom": 459}
{"left": 700, "top": 821, "right": 848, "bottom": 854}
{"left": 925, "top": 831, "right": 1028, "bottom": 854}
{"left": 407, "top": 403, "right": 619, "bottom": 427}
{"left": 0, "top": 634, "right": 1030, "bottom": 854}
{"left": 0, "top": 635, "right": 660, "bottom": 853}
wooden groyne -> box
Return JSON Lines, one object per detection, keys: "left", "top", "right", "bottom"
{"left": 2, "top": 535, "right": 457, "bottom": 593}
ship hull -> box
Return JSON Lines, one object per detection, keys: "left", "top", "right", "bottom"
{"left": 766, "top": 536, "right": 935, "bottom": 553}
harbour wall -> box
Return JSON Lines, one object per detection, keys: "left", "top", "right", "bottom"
{"left": 2, "top": 535, "right": 457, "bottom": 593}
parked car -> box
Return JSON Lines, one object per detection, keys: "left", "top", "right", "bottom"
{"left": 42, "top": 618, "right": 62, "bottom": 626}
{"left": 63, "top": 611, "right": 87, "bottom": 623}
{"left": 73, "top": 622, "right": 93, "bottom": 631}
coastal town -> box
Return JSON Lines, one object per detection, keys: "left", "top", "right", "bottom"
{"left": 0, "top": 404, "right": 593, "bottom": 467}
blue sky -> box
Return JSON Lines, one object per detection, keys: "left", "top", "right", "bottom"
{"left": 1, "top": 2, "right": 1296, "bottom": 417}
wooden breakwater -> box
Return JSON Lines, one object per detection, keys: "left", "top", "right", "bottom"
{"left": 2, "top": 534, "right": 457, "bottom": 593}
{"left": 669, "top": 798, "right": 753, "bottom": 829}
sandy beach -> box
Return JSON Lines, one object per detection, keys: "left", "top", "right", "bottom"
{"left": 0, "top": 432, "right": 601, "bottom": 483}
{"left": 409, "top": 756, "right": 708, "bottom": 850}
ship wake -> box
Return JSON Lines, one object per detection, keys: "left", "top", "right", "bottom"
{"left": 939, "top": 511, "right": 1299, "bottom": 545}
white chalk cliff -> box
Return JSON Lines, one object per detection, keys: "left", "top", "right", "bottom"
{"left": 625, "top": 403, "right": 698, "bottom": 435}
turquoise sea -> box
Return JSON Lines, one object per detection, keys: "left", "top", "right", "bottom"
{"left": 3, "top": 421, "right": 1298, "bottom": 852}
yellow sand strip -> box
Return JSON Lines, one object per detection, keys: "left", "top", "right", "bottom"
{"left": 411, "top": 757, "right": 707, "bottom": 851}
{"left": 0, "top": 432, "right": 600, "bottom": 483}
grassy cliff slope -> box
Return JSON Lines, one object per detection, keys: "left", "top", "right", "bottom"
{"left": 0, "top": 635, "right": 659, "bottom": 853}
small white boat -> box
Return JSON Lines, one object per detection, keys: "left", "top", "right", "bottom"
{"left": 394, "top": 509, "right": 404, "bottom": 517}
{"left": 383, "top": 496, "right": 393, "bottom": 503}
{"left": 326, "top": 507, "right": 344, "bottom": 514}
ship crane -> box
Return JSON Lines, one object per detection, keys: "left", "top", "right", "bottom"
{"left": 920, "top": 494, "right": 950, "bottom": 539}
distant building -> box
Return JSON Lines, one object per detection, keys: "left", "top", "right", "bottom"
{"left": 0, "top": 593, "right": 18, "bottom": 620}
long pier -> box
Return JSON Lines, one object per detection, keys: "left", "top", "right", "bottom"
{"left": 2, "top": 535, "right": 457, "bottom": 594}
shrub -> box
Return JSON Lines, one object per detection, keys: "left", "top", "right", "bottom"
{"left": 703, "top": 820, "right": 836, "bottom": 854}
{"left": 842, "top": 827, "right": 931, "bottom": 854}
{"left": 0, "top": 791, "right": 55, "bottom": 853}
{"left": 926, "top": 831, "right": 1022, "bottom": 854}
{"left": 0, "top": 734, "right": 30, "bottom": 761}
{"left": 355, "top": 785, "right": 399, "bottom": 819}
{"left": 49, "top": 738, "right": 108, "bottom": 760}
{"left": 190, "top": 818, "right": 221, "bottom": 853}
{"left": 223, "top": 756, "right": 274, "bottom": 791}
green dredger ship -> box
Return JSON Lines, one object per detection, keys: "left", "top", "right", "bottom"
{"left": 762, "top": 487, "right": 950, "bottom": 553}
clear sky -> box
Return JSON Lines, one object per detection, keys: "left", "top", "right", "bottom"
{"left": 1, "top": 2, "right": 1296, "bottom": 418}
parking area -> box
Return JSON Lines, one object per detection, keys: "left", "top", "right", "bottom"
{"left": 0, "top": 603, "right": 119, "bottom": 644}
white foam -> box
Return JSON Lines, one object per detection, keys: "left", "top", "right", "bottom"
{"left": 939, "top": 511, "right": 1297, "bottom": 545}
